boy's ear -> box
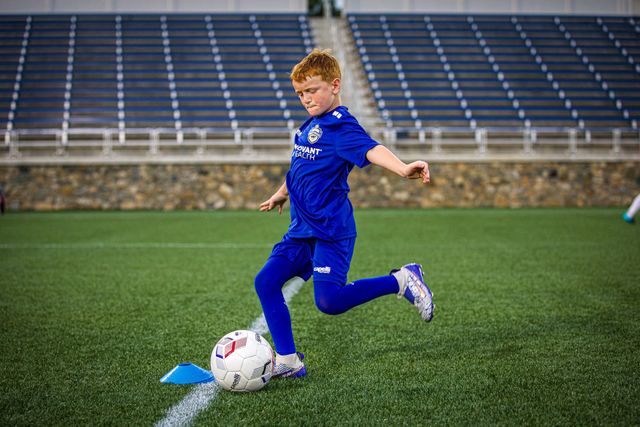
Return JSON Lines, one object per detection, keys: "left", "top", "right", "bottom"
{"left": 331, "top": 78, "right": 341, "bottom": 94}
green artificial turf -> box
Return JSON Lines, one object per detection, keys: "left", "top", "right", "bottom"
{"left": 0, "top": 209, "right": 638, "bottom": 426}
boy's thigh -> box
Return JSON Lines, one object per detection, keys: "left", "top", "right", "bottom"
{"left": 269, "top": 235, "right": 314, "bottom": 280}
{"left": 312, "top": 237, "right": 356, "bottom": 286}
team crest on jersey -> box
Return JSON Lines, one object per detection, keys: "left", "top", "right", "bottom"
{"left": 307, "top": 124, "right": 322, "bottom": 144}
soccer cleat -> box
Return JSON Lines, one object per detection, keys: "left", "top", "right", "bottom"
{"left": 272, "top": 352, "right": 306, "bottom": 378}
{"left": 391, "top": 263, "right": 435, "bottom": 322}
{"left": 623, "top": 213, "right": 635, "bottom": 224}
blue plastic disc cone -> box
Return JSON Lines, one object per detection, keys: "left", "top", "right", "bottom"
{"left": 160, "top": 362, "right": 215, "bottom": 384}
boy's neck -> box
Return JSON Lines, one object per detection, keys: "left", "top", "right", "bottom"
{"left": 317, "top": 98, "right": 342, "bottom": 117}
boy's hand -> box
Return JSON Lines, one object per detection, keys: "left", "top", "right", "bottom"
{"left": 404, "top": 161, "right": 430, "bottom": 184}
{"left": 259, "top": 193, "right": 288, "bottom": 214}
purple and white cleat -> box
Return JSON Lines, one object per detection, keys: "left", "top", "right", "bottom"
{"left": 273, "top": 352, "right": 306, "bottom": 378}
{"left": 391, "top": 263, "right": 435, "bottom": 322}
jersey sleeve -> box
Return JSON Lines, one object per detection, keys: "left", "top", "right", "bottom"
{"left": 334, "top": 118, "right": 379, "bottom": 168}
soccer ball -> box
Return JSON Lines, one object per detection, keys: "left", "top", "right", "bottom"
{"left": 210, "top": 330, "right": 274, "bottom": 392}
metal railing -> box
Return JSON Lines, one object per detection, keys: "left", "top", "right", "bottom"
{"left": 2, "top": 126, "right": 639, "bottom": 163}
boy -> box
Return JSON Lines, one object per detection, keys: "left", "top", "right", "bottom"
{"left": 255, "top": 49, "right": 434, "bottom": 378}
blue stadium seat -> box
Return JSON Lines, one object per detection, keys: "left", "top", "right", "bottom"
{"left": 1, "top": 11, "right": 638, "bottom": 142}
{"left": 0, "top": 13, "right": 313, "bottom": 140}
{"left": 348, "top": 13, "right": 639, "bottom": 133}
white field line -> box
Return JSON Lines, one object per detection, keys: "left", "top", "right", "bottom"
{"left": 155, "top": 276, "right": 305, "bottom": 427}
{"left": 0, "top": 242, "right": 271, "bottom": 250}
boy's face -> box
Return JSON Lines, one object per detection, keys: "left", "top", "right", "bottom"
{"left": 292, "top": 75, "right": 341, "bottom": 117}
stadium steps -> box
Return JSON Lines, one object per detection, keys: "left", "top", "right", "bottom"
{"left": 308, "top": 16, "right": 384, "bottom": 130}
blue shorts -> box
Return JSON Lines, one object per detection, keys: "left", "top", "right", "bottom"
{"left": 269, "top": 234, "right": 356, "bottom": 286}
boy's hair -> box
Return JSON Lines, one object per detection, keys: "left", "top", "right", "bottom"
{"left": 290, "top": 48, "right": 341, "bottom": 83}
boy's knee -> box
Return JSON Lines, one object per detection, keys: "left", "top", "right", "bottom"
{"left": 314, "top": 281, "right": 346, "bottom": 315}
{"left": 315, "top": 297, "right": 343, "bottom": 315}
{"left": 254, "top": 269, "right": 271, "bottom": 298}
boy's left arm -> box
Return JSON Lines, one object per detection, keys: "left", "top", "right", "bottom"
{"left": 366, "top": 145, "right": 430, "bottom": 184}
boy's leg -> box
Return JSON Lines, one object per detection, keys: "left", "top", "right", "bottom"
{"left": 312, "top": 238, "right": 400, "bottom": 315}
{"left": 314, "top": 275, "right": 400, "bottom": 315}
{"left": 254, "top": 236, "right": 313, "bottom": 356}
{"left": 255, "top": 256, "right": 301, "bottom": 355}
{"left": 312, "top": 238, "right": 434, "bottom": 321}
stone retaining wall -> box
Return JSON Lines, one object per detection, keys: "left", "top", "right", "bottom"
{"left": 1, "top": 161, "right": 639, "bottom": 211}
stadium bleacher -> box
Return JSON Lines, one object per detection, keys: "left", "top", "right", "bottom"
{"left": 0, "top": 13, "right": 313, "bottom": 146}
{"left": 349, "top": 13, "right": 640, "bottom": 135}
{"left": 0, "top": 12, "right": 639, "bottom": 158}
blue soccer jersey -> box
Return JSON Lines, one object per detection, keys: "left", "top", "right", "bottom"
{"left": 285, "top": 106, "right": 379, "bottom": 241}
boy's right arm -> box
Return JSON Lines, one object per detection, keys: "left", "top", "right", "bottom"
{"left": 259, "top": 182, "right": 288, "bottom": 214}
{"left": 366, "top": 145, "right": 430, "bottom": 184}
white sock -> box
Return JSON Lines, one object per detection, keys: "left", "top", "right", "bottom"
{"left": 276, "top": 353, "right": 301, "bottom": 366}
{"left": 391, "top": 270, "right": 405, "bottom": 297}
{"left": 626, "top": 193, "right": 640, "bottom": 218}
